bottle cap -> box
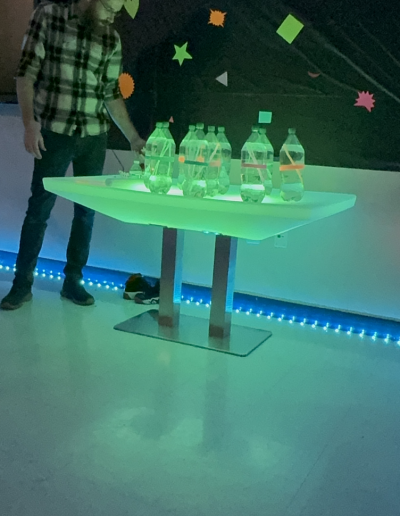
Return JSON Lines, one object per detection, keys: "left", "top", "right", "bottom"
{"left": 259, "top": 128, "right": 266, "bottom": 134}
{"left": 218, "top": 126, "right": 225, "bottom": 132}
{"left": 156, "top": 122, "right": 163, "bottom": 127}
{"left": 163, "top": 122, "right": 169, "bottom": 127}
{"left": 208, "top": 126, "right": 215, "bottom": 132}
{"left": 196, "top": 123, "right": 204, "bottom": 129}
{"left": 289, "top": 128, "right": 296, "bottom": 134}
{"left": 189, "top": 125, "right": 196, "bottom": 130}
{"left": 252, "top": 125, "right": 259, "bottom": 131}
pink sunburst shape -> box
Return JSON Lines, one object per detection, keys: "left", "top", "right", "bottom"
{"left": 355, "top": 91, "right": 375, "bottom": 112}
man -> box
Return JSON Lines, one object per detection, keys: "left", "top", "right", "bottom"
{"left": 1, "top": 0, "right": 146, "bottom": 310}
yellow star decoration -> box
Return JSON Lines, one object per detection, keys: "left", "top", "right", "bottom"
{"left": 209, "top": 10, "right": 227, "bottom": 27}
{"left": 173, "top": 43, "right": 193, "bottom": 66}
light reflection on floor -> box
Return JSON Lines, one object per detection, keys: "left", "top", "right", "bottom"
{"left": 1, "top": 276, "right": 400, "bottom": 516}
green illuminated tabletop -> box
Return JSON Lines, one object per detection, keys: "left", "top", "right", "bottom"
{"left": 43, "top": 175, "right": 356, "bottom": 241}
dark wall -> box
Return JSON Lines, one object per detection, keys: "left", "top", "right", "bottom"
{"left": 13, "top": 0, "right": 400, "bottom": 170}
{"left": 112, "top": 0, "right": 400, "bottom": 171}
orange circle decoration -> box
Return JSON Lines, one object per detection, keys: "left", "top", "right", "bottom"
{"left": 119, "top": 73, "right": 135, "bottom": 99}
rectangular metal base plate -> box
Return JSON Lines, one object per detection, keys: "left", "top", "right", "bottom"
{"left": 114, "top": 309, "right": 272, "bottom": 357}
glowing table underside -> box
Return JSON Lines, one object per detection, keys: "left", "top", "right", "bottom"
{"left": 44, "top": 175, "right": 357, "bottom": 357}
{"left": 43, "top": 176, "right": 356, "bottom": 241}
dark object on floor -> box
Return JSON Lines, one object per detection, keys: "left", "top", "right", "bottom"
{"left": 0, "top": 285, "right": 33, "bottom": 311}
{"left": 134, "top": 280, "right": 160, "bottom": 305}
{"left": 124, "top": 273, "right": 152, "bottom": 300}
{"left": 60, "top": 280, "right": 95, "bottom": 306}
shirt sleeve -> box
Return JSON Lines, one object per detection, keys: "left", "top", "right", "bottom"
{"left": 15, "top": 5, "right": 47, "bottom": 82}
{"left": 104, "top": 33, "right": 124, "bottom": 102}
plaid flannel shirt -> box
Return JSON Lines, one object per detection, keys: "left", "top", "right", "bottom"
{"left": 15, "top": 0, "right": 123, "bottom": 137}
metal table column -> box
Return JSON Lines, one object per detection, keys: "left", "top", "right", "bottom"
{"left": 158, "top": 227, "right": 184, "bottom": 328}
{"left": 209, "top": 235, "right": 238, "bottom": 340}
{"left": 115, "top": 229, "right": 272, "bottom": 357}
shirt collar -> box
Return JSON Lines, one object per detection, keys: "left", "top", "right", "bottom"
{"left": 67, "top": 0, "right": 112, "bottom": 38}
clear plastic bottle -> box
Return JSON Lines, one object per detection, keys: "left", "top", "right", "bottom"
{"left": 182, "top": 130, "right": 198, "bottom": 197}
{"left": 240, "top": 125, "right": 267, "bottom": 203}
{"left": 195, "top": 122, "right": 206, "bottom": 141}
{"left": 217, "top": 127, "right": 231, "bottom": 195}
{"left": 279, "top": 128, "right": 305, "bottom": 202}
{"left": 128, "top": 152, "right": 145, "bottom": 177}
{"left": 149, "top": 121, "right": 176, "bottom": 194}
{"left": 178, "top": 125, "right": 195, "bottom": 190}
{"left": 182, "top": 123, "right": 208, "bottom": 198}
{"left": 162, "top": 121, "right": 173, "bottom": 140}
{"left": 258, "top": 127, "right": 274, "bottom": 196}
{"left": 194, "top": 123, "right": 208, "bottom": 195}
{"left": 205, "top": 125, "right": 221, "bottom": 197}
{"left": 144, "top": 122, "right": 163, "bottom": 189}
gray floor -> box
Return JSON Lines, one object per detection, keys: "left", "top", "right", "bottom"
{"left": 1, "top": 272, "right": 400, "bottom": 516}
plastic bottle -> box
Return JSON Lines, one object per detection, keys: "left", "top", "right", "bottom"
{"left": 149, "top": 121, "right": 176, "bottom": 194}
{"left": 217, "top": 127, "right": 231, "bottom": 195}
{"left": 162, "top": 121, "right": 174, "bottom": 140}
{"left": 205, "top": 126, "right": 221, "bottom": 197}
{"left": 240, "top": 125, "right": 266, "bottom": 203}
{"left": 182, "top": 123, "right": 208, "bottom": 198}
{"left": 195, "top": 122, "right": 206, "bottom": 141}
{"left": 279, "top": 128, "right": 305, "bottom": 202}
{"left": 143, "top": 122, "right": 163, "bottom": 189}
{"left": 178, "top": 125, "right": 196, "bottom": 190}
{"left": 182, "top": 130, "right": 198, "bottom": 197}
{"left": 128, "top": 152, "right": 145, "bottom": 177}
{"left": 258, "top": 127, "right": 274, "bottom": 196}
{"left": 194, "top": 123, "right": 209, "bottom": 195}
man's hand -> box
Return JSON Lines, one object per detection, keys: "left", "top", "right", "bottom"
{"left": 130, "top": 135, "right": 146, "bottom": 154}
{"left": 25, "top": 120, "right": 47, "bottom": 159}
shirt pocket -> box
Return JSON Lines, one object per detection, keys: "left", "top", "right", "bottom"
{"left": 88, "top": 42, "right": 106, "bottom": 75}
{"left": 62, "top": 35, "right": 76, "bottom": 51}
{"left": 90, "top": 41, "right": 104, "bottom": 59}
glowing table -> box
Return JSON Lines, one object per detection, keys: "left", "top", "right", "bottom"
{"left": 44, "top": 175, "right": 357, "bottom": 357}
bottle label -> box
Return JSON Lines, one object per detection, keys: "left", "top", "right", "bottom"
{"left": 152, "top": 156, "right": 176, "bottom": 163}
{"left": 178, "top": 156, "right": 185, "bottom": 163}
{"left": 209, "top": 160, "right": 222, "bottom": 167}
{"left": 279, "top": 164, "right": 305, "bottom": 171}
{"left": 242, "top": 163, "right": 267, "bottom": 170}
{"left": 185, "top": 159, "right": 209, "bottom": 166}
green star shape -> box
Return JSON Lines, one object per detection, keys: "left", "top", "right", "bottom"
{"left": 173, "top": 43, "right": 193, "bottom": 66}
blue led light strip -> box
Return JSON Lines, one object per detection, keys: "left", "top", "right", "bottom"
{"left": 1, "top": 260, "right": 399, "bottom": 348}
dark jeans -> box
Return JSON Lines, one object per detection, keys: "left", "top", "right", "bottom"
{"left": 14, "top": 127, "right": 108, "bottom": 289}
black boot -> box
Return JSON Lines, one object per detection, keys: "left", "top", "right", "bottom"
{"left": 61, "top": 279, "right": 94, "bottom": 306}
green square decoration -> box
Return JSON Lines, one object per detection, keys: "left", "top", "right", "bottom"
{"left": 276, "top": 14, "right": 304, "bottom": 44}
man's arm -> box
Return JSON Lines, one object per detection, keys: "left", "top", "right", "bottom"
{"left": 103, "top": 35, "right": 145, "bottom": 151}
{"left": 17, "top": 77, "right": 36, "bottom": 128}
{"left": 15, "top": 4, "right": 46, "bottom": 91}
{"left": 105, "top": 97, "right": 140, "bottom": 142}
{"left": 15, "top": 5, "right": 47, "bottom": 128}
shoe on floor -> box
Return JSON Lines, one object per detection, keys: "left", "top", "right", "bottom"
{"left": 123, "top": 273, "right": 152, "bottom": 300}
{"left": 60, "top": 281, "right": 95, "bottom": 306}
{"left": 134, "top": 280, "right": 160, "bottom": 305}
{"left": 1, "top": 285, "right": 33, "bottom": 311}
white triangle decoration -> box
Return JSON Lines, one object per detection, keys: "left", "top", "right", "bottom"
{"left": 216, "top": 72, "right": 228, "bottom": 86}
